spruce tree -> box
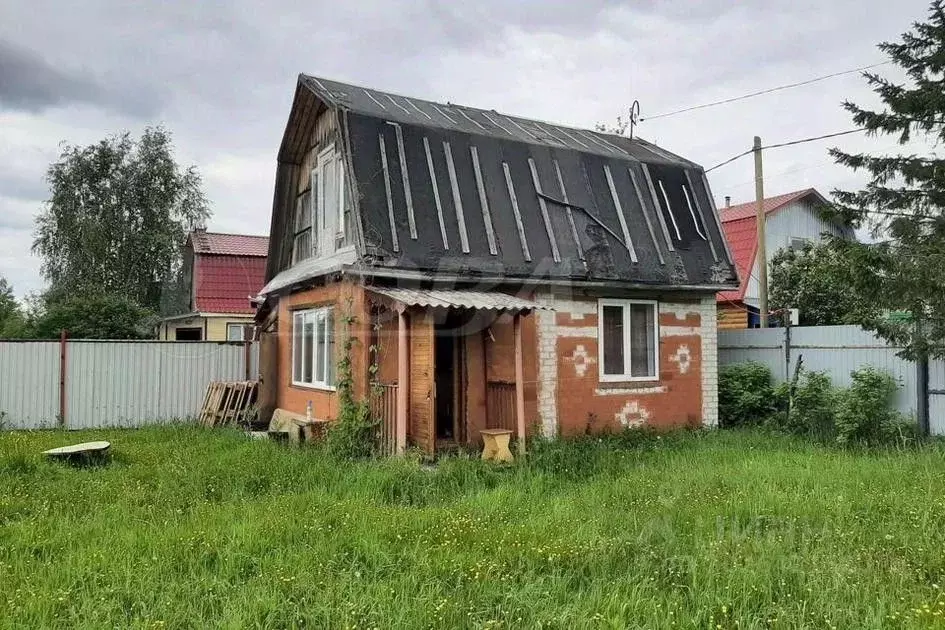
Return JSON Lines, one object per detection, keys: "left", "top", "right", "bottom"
{"left": 831, "top": 0, "right": 945, "bottom": 359}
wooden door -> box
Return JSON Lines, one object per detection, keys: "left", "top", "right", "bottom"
{"left": 409, "top": 310, "right": 436, "bottom": 454}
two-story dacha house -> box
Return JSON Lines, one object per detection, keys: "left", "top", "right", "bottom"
{"left": 255, "top": 75, "right": 738, "bottom": 455}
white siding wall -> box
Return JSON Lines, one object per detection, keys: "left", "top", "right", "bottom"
{"left": 744, "top": 200, "right": 850, "bottom": 306}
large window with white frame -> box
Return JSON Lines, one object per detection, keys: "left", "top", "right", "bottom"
{"left": 598, "top": 299, "right": 659, "bottom": 381}
{"left": 291, "top": 145, "right": 349, "bottom": 265}
{"left": 291, "top": 307, "right": 336, "bottom": 389}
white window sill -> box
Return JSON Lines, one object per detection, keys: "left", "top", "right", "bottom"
{"left": 599, "top": 375, "right": 660, "bottom": 384}
{"left": 290, "top": 382, "right": 337, "bottom": 392}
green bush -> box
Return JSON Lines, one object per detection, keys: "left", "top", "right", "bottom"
{"left": 770, "top": 370, "right": 837, "bottom": 441}
{"left": 719, "top": 362, "right": 776, "bottom": 428}
{"left": 835, "top": 367, "right": 913, "bottom": 446}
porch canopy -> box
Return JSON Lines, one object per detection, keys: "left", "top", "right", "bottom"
{"left": 366, "top": 287, "right": 547, "bottom": 313}
{"left": 367, "top": 288, "right": 549, "bottom": 455}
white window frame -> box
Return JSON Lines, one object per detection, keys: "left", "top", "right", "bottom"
{"left": 597, "top": 298, "right": 660, "bottom": 383}
{"left": 290, "top": 306, "right": 336, "bottom": 390}
{"left": 226, "top": 323, "right": 246, "bottom": 342}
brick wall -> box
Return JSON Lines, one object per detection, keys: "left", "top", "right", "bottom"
{"left": 535, "top": 292, "right": 717, "bottom": 437}
{"left": 274, "top": 279, "right": 371, "bottom": 421}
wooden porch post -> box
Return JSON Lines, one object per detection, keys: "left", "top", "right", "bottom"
{"left": 396, "top": 308, "right": 409, "bottom": 454}
{"left": 513, "top": 312, "right": 526, "bottom": 455}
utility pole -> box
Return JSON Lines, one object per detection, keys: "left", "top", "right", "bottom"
{"left": 754, "top": 136, "right": 768, "bottom": 328}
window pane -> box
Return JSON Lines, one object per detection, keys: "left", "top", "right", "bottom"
{"left": 293, "top": 313, "right": 303, "bottom": 382}
{"left": 325, "top": 310, "right": 335, "bottom": 386}
{"left": 311, "top": 172, "right": 319, "bottom": 256}
{"left": 294, "top": 192, "right": 312, "bottom": 233}
{"left": 315, "top": 312, "right": 326, "bottom": 383}
{"left": 629, "top": 304, "right": 656, "bottom": 377}
{"left": 293, "top": 230, "right": 311, "bottom": 263}
{"left": 602, "top": 305, "right": 625, "bottom": 375}
{"left": 227, "top": 324, "right": 244, "bottom": 342}
{"left": 302, "top": 313, "right": 315, "bottom": 383}
{"left": 322, "top": 158, "right": 337, "bottom": 228}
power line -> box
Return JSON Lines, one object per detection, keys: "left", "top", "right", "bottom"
{"left": 706, "top": 129, "right": 866, "bottom": 173}
{"left": 641, "top": 61, "right": 892, "bottom": 122}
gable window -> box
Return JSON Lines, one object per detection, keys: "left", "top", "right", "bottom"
{"left": 226, "top": 323, "right": 246, "bottom": 342}
{"left": 598, "top": 299, "right": 659, "bottom": 381}
{"left": 291, "top": 307, "right": 336, "bottom": 389}
{"left": 292, "top": 188, "right": 313, "bottom": 264}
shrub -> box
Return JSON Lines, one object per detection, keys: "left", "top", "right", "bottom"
{"left": 719, "top": 362, "right": 776, "bottom": 428}
{"left": 770, "top": 370, "right": 837, "bottom": 441}
{"left": 835, "top": 367, "right": 913, "bottom": 446}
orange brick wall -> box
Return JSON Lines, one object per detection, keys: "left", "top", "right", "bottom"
{"left": 275, "top": 279, "right": 371, "bottom": 420}
{"left": 535, "top": 294, "right": 712, "bottom": 437}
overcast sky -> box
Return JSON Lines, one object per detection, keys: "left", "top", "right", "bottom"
{"left": 0, "top": 0, "right": 933, "bottom": 298}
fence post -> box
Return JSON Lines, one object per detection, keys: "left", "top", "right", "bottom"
{"left": 243, "top": 337, "right": 252, "bottom": 381}
{"left": 784, "top": 317, "right": 792, "bottom": 382}
{"left": 58, "top": 329, "right": 68, "bottom": 427}
{"left": 917, "top": 355, "right": 930, "bottom": 436}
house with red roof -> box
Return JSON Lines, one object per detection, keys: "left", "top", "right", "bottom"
{"left": 158, "top": 230, "right": 269, "bottom": 341}
{"left": 717, "top": 188, "right": 854, "bottom": 329}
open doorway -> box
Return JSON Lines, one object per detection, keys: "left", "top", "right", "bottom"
{"left": 434, "top": 313, "right": 465, "bottom": 446}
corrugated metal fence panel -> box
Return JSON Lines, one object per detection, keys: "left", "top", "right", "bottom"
{"left": 0, "top": 341, "right": 60, "bottom": 429}
{"left": 719, "top": 325, "right": 918, "bottom": 419}
{"left": 66, "top": 341, "right": 252, "bottom": 429}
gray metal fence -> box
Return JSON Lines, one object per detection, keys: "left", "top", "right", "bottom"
{"left": 0, "top": 340, "right": 258, "bottom": 430}
{"left": 718, "top": 325, "right": 934, "bottom": 430}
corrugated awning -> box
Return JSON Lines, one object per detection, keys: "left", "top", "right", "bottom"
{"left": 368, "top": 288, "right": 549, "bottom": 312}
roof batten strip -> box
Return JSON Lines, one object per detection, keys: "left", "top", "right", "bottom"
{"left": 528, "top": 158, "right": 561, "bottom": 263}
{"left": 682, "top": 182, "right": 709, "bottom": 242}
{"left": 641, "top": 164, "right": 675, "bottom": 251}
{"left": 443, "top": 141, "right": 471, "bottom": 253}
{"left": 553, "top": 159, "right": 584, "bottom": 260}
{"left": 470, "top": 146, "right": 498, "bottom": 255}
{"left": 503, "top": 162, "right": 531, "bottom": 262}
{"left": 405, "top": 98, "right": 433, "bottom": 120}
{"left": 532, "top": 122, "right": 571, "bottom": 147}
{"left": 628, "top": 167, "right": 664, "bottom": 265}
{"left": 431, "top": 104, "right": 458, "bottom": 124}
{"left": 576, "top": 129, "right": 627, "bottom": 155}
{"left": 423, "top": 137, "right": 449, "bottom": 250}
{"left": 658, "top": 179, "right": 683, "bottom": 240}
{"left": 480, "top": 111, "right": 514, "bottom": 136}
{"left": 363, "top": 90, "right": 387, "bottom": 110}
{"left": 682, "top": 177, "right": 717, "bottom": 261}
{"left": 504, "top": 115, "right": 542, "bottom": 141}
{"left": 553, "top": 127, "right": 591, "bottom": 149}
{"left": 378, "top": 134, "right": 400, "bottom": 252}
{"left": 603, "top": 164, "right": 638, "bottom": 263}
{"left": 384, "top": 94, "right": 412, "bottom": 115}
{"left": 700, "top": 172, "right": 735, "bottom": 264}
{"left": 389, "top": 123, "right": 418, "bottom": 239}
{"left": 455, "top": 108, "right": 487, "bottom": 130}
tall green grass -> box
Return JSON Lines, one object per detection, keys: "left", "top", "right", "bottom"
{"left": 2, "top": 427, "right": 945, "bottom": 628}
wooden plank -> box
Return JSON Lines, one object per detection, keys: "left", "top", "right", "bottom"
{"left": 409, "top": 310, "right": 436, "bottom": 455}
{"left": 514, "top": 313, "right": 526, "bottom": 455}
{"left": 396, "top": 310, "right": 409, "bottom": 454}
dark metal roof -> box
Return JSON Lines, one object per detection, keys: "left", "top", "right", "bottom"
{"left": 299, "top": 75, "right": 737, "bottom": 288}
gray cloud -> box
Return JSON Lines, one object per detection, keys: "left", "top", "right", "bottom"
{"left": 0, "top": 39, "right": 162, "bottom": 117}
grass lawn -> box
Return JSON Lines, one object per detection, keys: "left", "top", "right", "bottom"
{"left": 3, "top": 428, "right": 945, "bottom": 629}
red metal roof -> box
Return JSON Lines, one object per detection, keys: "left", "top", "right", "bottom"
{"left": 194, "top": 254, "right": 268, "bottom": 314}
{"left": 717, "top": 216, "right": 757, "bottom": 302}
{"left": 719, "top": 188, "right": 818, "bottom": 223}
{"left": 190, "top": 231, "right": 269, "bottom": 257}
{"left": 716, "top": 188, "right": 824, "bottom": 303}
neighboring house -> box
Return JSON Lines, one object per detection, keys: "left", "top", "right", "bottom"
{"left": 254, "top": 74, "right": 737, "bottom": 455}
{"left": 159, "top": 230, "right": 269, "bottom": 341}
{"left": 717, "top": 188, "right": 855, "bottom": 329}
